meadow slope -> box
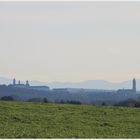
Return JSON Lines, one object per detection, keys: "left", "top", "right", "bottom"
{"left": 0, "top": 101, "right": 140, "bottom": 138}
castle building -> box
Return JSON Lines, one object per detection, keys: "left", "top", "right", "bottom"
{"left": 12, "top": 78, "right": 30, "bottom": 88}
{"left": 11, "top": 78, "right": 50, "bottom": 91}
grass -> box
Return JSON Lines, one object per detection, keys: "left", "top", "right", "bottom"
{"left": 0, "top": 101, "right": 140, "bottom": 138}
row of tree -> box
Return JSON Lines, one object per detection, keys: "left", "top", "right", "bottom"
{"left": 0, "top": 96, "right": 82, "bottom": 105}
{"left": 1, "top": 96, "right": 140, "bottom": 108}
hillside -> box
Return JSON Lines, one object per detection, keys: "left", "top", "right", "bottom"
{"left": 1, "top": 76, "right": 140, "bottom": 90}
{"left": 0, "top": 101, "right": 140, "bottom": 138}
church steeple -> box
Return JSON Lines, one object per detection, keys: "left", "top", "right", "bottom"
{"left": 18, "top": 80, "right": 21, "bottom": 85}
{"left": 132, "top": 78, "right": 136, "bottom": 93}
{"left": 26, "top": 80, "right": 30, "bottom": 87}
{"left": 13, "top": 78, "right": 16, "bottom": 86}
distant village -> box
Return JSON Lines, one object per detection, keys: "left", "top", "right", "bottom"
{"left": 0, "top": 78, "right": 139, "bottom": 105}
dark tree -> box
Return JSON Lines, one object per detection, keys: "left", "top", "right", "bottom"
{"left": 60, "top": 99, "right": 65, "bottom": 104}
{"left": 102, "top": 102, "right": 106, "bottom": 106}
{"left": 1, "top": 96, "right": 14, "bottom": 101}
{"left": 44, "top": 98, "right": 48, "bottom": 103}
{"left": 67, "top": 100, "right": 81, "bottom": 105}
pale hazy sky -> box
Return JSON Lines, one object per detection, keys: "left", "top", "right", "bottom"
{"left": 0, "top": 2, "right": 140, "bottom": 82}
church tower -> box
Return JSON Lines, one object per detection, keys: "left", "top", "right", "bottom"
{"left": 26, "top": 80, "right": 30, "bottom": 87}
{"left": 13, "top": 78, "right": 16, "bottom": 86}
{"left": 132, "top": 78, "right": 136, "bottom": 93}
{"left": 18, "top": 80, "right": 21, "bottom": 85}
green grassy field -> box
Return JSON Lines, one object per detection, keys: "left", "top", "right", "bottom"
{"left": 0, "top": 101, "right": 140, "bottom": 138}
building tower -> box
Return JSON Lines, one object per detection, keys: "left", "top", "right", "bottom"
{"left": 132, "top": 78, "right": 136, "bottom": 93}
{"left": 13, "top": 78, "right": 16, "bottom": 86}
{"left": 18, "top": 80, "right": 21, "bottom": 85}
{"left": 26, "top": 80, "right": 30, "bottom": 87}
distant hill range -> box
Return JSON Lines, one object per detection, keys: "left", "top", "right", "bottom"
{"left": 0, "top": 77, "right": 139, "bottom": 90}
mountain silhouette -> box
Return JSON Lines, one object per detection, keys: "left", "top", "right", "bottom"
{"left": 0, "top": 76, "right": 139, "bottom": 90}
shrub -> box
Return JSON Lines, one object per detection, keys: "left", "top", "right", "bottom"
{"left": 44, "top": 98, "right": 48, "bottom": 103}
{"left": 1, "top": 96, "right": 14, "bottom": 101}
{"left": 102, "top": 102, "right": 107, "bottom": 106}
{"left": 114, "top": 99, "right": 140, "bottom": 107}
{"left": 67, "top": 100, "right": 81, "bottom": 105}
{"left": 28, "top": 98, "right": 43, "bottom": 102}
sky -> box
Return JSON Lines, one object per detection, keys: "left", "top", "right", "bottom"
{"left": 0, "top": 2, "right": 140, "bottom": 82}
